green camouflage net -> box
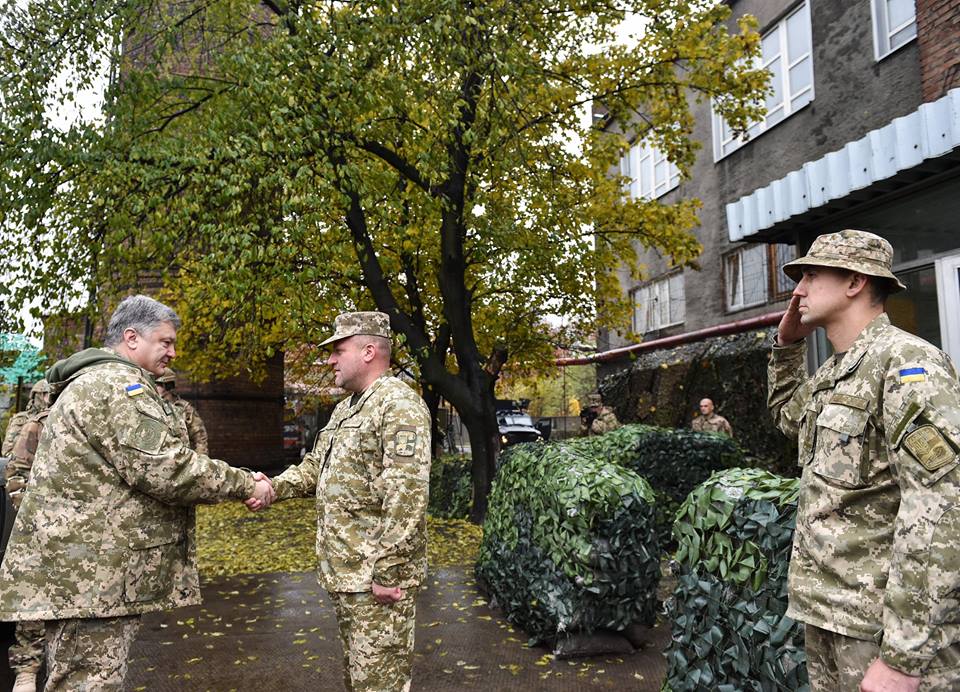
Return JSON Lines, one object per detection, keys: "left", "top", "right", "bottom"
{"left": 475, "top": 441, "right": 660, "bottom": 645}
{"left": 664, "top": 468, "right": 808, "bottom": 691}
{"left": 567, "top": 424, "right": 743, "bottom": 548}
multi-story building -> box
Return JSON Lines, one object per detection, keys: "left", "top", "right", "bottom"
{"left": 601, "top": 0, "right": 960, "bottom": 373}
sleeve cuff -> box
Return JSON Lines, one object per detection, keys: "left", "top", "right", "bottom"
{"left": 880, "top": 646, "right": 929, "bottom": 678}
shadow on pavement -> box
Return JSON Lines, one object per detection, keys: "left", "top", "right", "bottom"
{"left": 125, "top": 566, "right": 669, "bottom": 691}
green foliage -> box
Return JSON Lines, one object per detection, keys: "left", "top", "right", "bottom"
{"left": 568, "top": 424, "right": 743, "bottom": 548}
{"left": 476, "top": 441, "right": 660, "bottom": 644}
{"left": 664, "top": 468, "right": 807, "bottom": 691}
{"left": 428, "top": 454, "right": 472, "bottom": 519}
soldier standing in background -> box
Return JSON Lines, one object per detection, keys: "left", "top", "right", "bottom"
{"left": 1, "top": 381, "right": 49, "bottom": 458}
{"left": 156, "top": 368, "right": 209, "bottom": 454}
{"left": 769, "top": 230, "right": 960, "bottom": 691}
{"left": 580, "top": 392, "right": 620, "bottom": 436}
{"left": 252, "top": 311, "right": 431, "bottom": 692}
{"left": 0, "top": 294, "right": 274, "bottom": 690}
{"left": 4, "top": 382, "right": 50, "bottom": 692}
{"left": 691, "top": 397, "right": 733, "bottom": 437}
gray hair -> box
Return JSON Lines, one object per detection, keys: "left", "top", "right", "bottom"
{"left": 104, "top": 295, "right": 181, "bottom": 346}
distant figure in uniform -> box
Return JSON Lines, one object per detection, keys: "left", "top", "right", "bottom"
{"left": 691, "top": 398, "right": 733, "bottom": 437}
{"left": 0, "top": 294, "right": 274, "bottom": 691}
{"left": 155, "top": 368, "right": 209, "bottom": 454}
{"left": 1, "top": 380, "right": 49, "bottom": 458}
{"left": 580, "top": 392, "right": 620, "bottom": 436}
{"left": 4, "top": 381, "right": 50, "bottom": 692}
{"left": 769, "top": 230, "right": 960, "bottom": 691}
{"left": 252, "top": 311, "right": 431, "bottom": 692}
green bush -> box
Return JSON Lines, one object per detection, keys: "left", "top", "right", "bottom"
{"left": 428, "top": 453, "right": 472, "bottom": 519}
{"left": 664, "top": 468, "right": 807, "bottom": 691}
{"left": 476, "top": 441, "right": 660, "bottom": 645}
{"left": 568, "top": 424, "right": 743, "bottom": 548}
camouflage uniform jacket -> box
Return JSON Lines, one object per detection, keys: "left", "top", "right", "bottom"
{"left": 5, "top": 409, "right": 49, "bottom": 508}
{"left": 768, "top": 314, "right": 960, "bottom": 676}
{"left": 173, "top": 398, "right": 209, "bottom": 455}
{"left": 0, "top": 348, "right": 255, "bottom": 622}
{"left": 272, "top": 373, "right": 431, "bottom": 593}
{"left": 590, "top": 406, "right": 620, "bottom": 435}
{"left": 2, "top": 411, "right": 30, "bottom": 457}
{"left": 691, "top": 413, "right": 733, "bottom": 436}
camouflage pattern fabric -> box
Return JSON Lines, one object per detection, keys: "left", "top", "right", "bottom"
{"left": 272, "top": 373, "right": 432, "bottom": 592}
{"left": 5, "top": 409, "right": 48, "bottom": 676}
{"left": 44, "top": 614, "right": 141, "bottom": 691}
{"left": 332, "top": 590, "right": 417, "bottom": 692}
{"left": 589, "top": 406, "right": 620, "bottom": 436}
{"left": 5, "top": 410, "right": 48, "bottom": 509}
{"left": 2, "top": 411, "right": 30, "bottom": 457}
{"left": 0, "top": 348, "right": 255, "bottom": 622}
{"left": 9, "top": 619, "right": 44, "bottom": 675}
{"left": 691, "top": 413, "right": 733, "bottom": 437}
{"left": 173, "top": 398, "right": 209, "bottom": 455}
{"left": 769, "top": 314, "right": 960, "bottom": 677}
{"left": 320, "top": 311, "right": 392, "bottom": 347}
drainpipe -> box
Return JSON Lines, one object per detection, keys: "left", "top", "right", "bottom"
{"left": 557, "top": 311, "right": 786, "bottom": 366}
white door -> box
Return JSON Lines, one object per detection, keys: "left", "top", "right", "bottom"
{"left": 936, "top": 254, "right": 960, "bottom": 364}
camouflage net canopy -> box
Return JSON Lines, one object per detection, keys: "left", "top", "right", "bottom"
{"left": 664, "top": 468, "right": 808, "bottom": 691}
{"left": 475, "top": 440, "right": 660, "bottom": 646}
{"left": 567, "top": 424, "right": 743, "bottom": 548}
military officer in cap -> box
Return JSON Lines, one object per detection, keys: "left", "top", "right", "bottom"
{"left": 0, "top": 294, "right": 274, "bottom": 690}
{"left": 769, "top": 230, "right": 960, "bottom": 690}
{"left": 254, "top": 311, "right": 431, "bottom": 692}
{"left": 156, "top": 368, "right": 209, "bottom": 455}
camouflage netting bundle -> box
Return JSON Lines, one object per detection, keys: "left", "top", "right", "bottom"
{"left": 428, "top": 453, "right": 472, "bottom": 519}
{"left": 567, "top": 424, "right": 743, "bottom": 548}
{"left": 475, "top": 441, "right": 660, "bottom": 646}
{"left": 664, "top": 468, "right": 807, "bottom": 691}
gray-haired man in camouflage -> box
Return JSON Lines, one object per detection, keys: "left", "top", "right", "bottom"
{"left": 0, "top": 294, "right": 274, "bottom": 691}
{"left": 769, "top": 230, "right": 960, "bottom": 691}
{"left": 251, "top": 311, "right": 431, "bottom": 692}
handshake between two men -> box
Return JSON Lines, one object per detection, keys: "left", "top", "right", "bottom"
{"left": 245, "top": 471, "right": 276, "bottom": 510}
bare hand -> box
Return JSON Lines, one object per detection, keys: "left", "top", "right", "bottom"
{"left": 244, "top": 472, "right": 275, "bottom": 512}
{"left": 371, "top": 581, "right": 404, "bottom": 604}
{"left": 776, "top": 295, "right": 815, "bottom": 345}
{"left": 860, "top": 658, "right": 920, "bottom": 692}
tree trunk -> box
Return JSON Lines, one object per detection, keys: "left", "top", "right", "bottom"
{"left": 460, "top": 398, "right": 499, "bottom": 524}
{"left": 421, "top": 384, "right": 442, "bottom": 457}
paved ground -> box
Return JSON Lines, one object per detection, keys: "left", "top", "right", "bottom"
{"left": 123, "top": 566, "right": 670, "bottom": 691}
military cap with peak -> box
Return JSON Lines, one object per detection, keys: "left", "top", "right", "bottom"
{"left": 156, "top": 368, "right": 177, "bottom": 384}
{"left": 781, "top": 229, "right": 906, "bottom": 292}
{"left": 320, "top": 311, "right": 392, "bottom": 347}
{"left": 587, "top": 393, "right": 602, "bottom": 407}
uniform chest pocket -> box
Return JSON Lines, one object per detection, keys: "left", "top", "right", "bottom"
{"left": 813, "top": 403, "right": 872, "bottom": 488}
{"left": 324, "top": 419, "right": 380, "bottom": 508}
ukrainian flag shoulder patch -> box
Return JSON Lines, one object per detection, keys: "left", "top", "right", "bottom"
{"left": 899, "top": 367, "right": 928, "bottom": 383}
{"left": 125, "top": 383, "right": 145, "bottom": 397}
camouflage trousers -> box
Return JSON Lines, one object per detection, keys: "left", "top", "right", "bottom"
{"left": 331, "top": 589, "right": 418, "bottom": 692}
{"left": 9, "top": 620, "right": 44, "bottom": 673}
{"left": 805, "top": 624, "right": 960, "bottom": 691}
{"left": 44, "top": 614, "right": 141, "bottom": 691}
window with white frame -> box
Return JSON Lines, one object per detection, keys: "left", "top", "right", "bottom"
{"left": 725, "top": 243, "right": 797, "bottom": 310}
{"left": 632, "top": 271, "right": 685, "bottom": 334}
{"left": 713, "top": 1, "right": 814, "bottom": 160}
{"left": 619, "top": 138, "right": 681, "bottom": 201}
{"left": 872, "top": 0, "right": 916, "bottom": 60}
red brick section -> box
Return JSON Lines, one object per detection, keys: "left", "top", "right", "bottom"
{"left": 916, "top": 0, "right": 960, "bottom": 102}
{"left": 176, "top": 353, "right": 285, "bottom": 470}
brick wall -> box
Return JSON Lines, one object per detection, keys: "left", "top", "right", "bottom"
{"left": 917, "top": 0, "right": 960, "bottom": 101}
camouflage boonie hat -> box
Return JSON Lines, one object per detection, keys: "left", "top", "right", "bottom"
{"left": 29, "top": 379, "right": 50, "bottom": 394}
{"left": 156, "top": 368, "right": 176, "bottom": 384}
{"left": 781, "top": 229, "right": 906, "bottom": 292}
{"left": 319, "top": 311, "right": 392, "bottom": 347}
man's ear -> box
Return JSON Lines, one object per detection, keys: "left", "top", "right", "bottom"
{"left": 123, "top": 327, "right": 140, "bottom": 350}
{"left": 847, "top": 272, "right": 870, "bottom": 297}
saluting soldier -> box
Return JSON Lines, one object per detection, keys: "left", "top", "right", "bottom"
{"left": 769, "top": 230, "right": 960, "bottom": 691}
{"left": 0, "top": 294, "right": 274, "bottom": 690}
{"left": 255, "top": 311, "right": 431, "bottom": 692}
{"left": 156, "top": 368, "right": 209, "bottom": 454}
